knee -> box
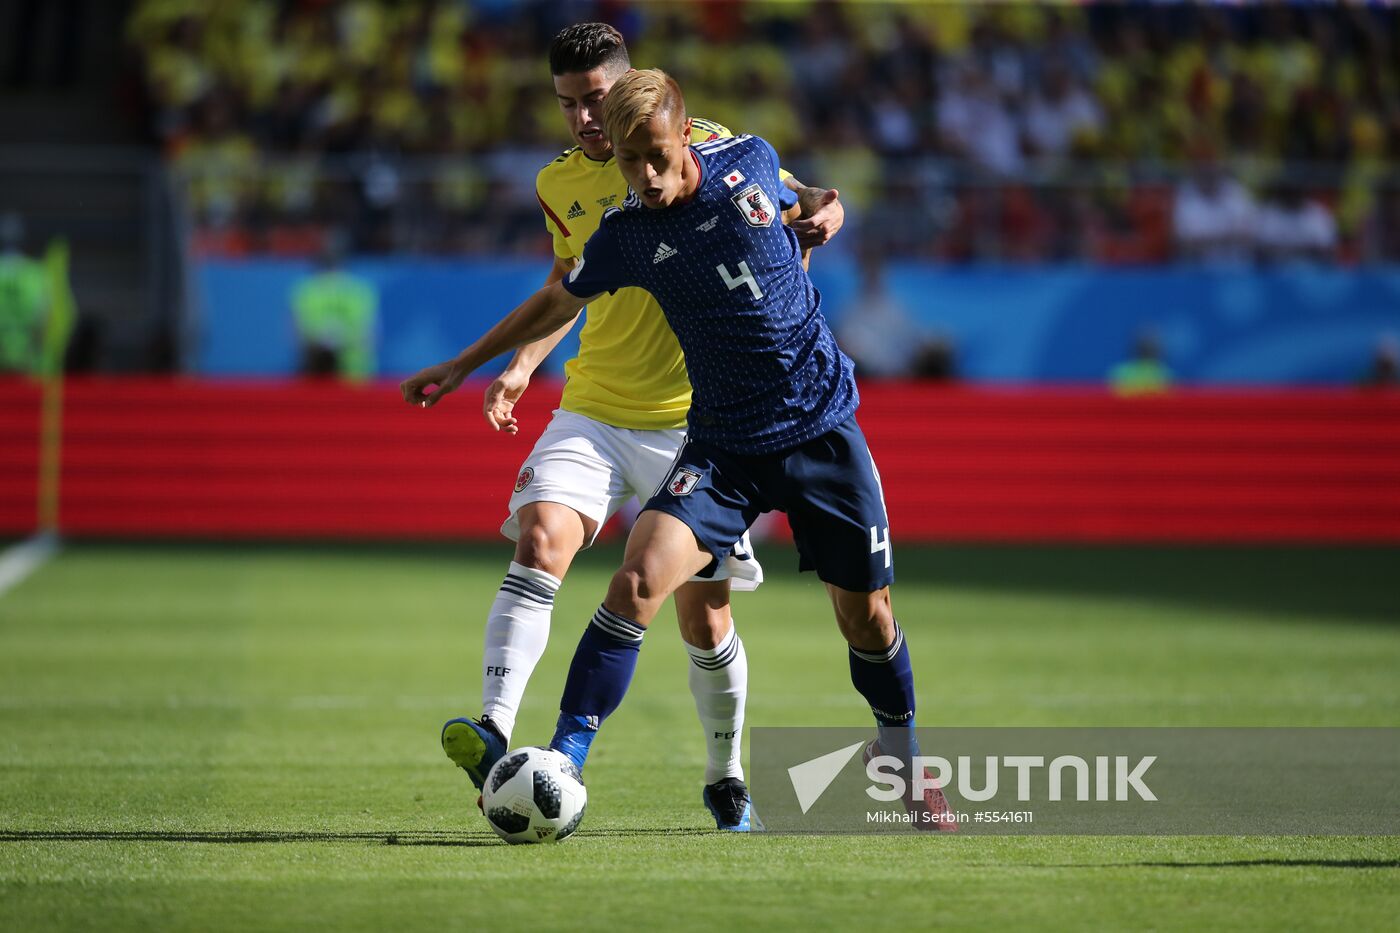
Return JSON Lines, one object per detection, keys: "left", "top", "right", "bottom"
{"left": 515, "top": 521, "right": 566, "bottom": 575}
{"left": 606, "top": 563, "right": 663, "bottom": 620}
{"left": 674, "top": 583, "right": 731, "bottom": 649}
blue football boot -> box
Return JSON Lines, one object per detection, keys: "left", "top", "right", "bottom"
{"left": 441, "top": 716, "right": 507, "bottom": 791}
{"left": 703, "top": 778, "right": 763, "bottom": 832}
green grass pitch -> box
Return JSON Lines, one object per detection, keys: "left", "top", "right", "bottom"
{"left": 1, "top": 542, "right": 1398, "bottom": 931}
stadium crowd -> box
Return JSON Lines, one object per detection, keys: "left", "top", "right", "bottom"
{"left": 129, "top": 0, "right": 1400, "bottom": 262}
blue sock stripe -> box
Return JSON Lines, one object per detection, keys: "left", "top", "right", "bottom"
{"left": 591, "top": 606, "right": 645, "bottom": 643}
{"left": 690, "top": 649, "right": 737, "bottom": 671}
{"left": 689, "top": 637, "right": 740, "bottom": 670}
{"left": 510, "top": 571, "right": 561, "bottom": 595}
{"left": 499, "top": 579, "right": 555, "bottom": 606}
{"left": 501, "top": 573, "right": 557, "bottom": 602}
{"left": 849, "top": 622, "right": 916, "bottom": 727}
{"left": 850, "top": 623, "right": 903, "bottom": 664}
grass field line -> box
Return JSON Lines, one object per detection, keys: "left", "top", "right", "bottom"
{"left": 0, "top": 534, "right": 58, "bottom": 600}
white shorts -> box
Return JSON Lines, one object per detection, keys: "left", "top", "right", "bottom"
{"left": 503, "top": 409, "right": 762, "bottom": 591}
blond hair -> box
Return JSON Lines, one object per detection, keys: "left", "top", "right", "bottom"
{"left": 602, "top": 68, "right": 686, "bottom": 145}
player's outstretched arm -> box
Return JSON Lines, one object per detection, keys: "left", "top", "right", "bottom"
{"left": 483, "top": 255, "right": 582, "bottom": 434}
{"left": 400, "top": 280, "right": 593, "bottom": 410}
{"left": 783, "top": 176, "right": 844, "bottom": 250}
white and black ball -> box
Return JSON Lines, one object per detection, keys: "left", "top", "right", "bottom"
{"left": 481, "top": 746, "right": 587, "bottom": 844}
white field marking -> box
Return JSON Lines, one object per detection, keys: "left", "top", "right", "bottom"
{"left": 0, "top": 534, "right": 59, "bottom": 599}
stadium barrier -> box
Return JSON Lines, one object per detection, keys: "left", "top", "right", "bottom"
{"left": 196, "top": 260, "right": 1400, "bottom": 386}
{"left": 2, "top": 378, "right": 1398, "bottom": 542}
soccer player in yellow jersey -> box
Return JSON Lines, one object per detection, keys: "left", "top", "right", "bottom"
{"left": 412, "top": 23, "right": 843, "bottom": 830}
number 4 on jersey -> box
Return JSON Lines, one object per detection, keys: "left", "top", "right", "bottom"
{"left": 717, "top": 261, "right": 763, "bottom": 300}
{"left": 870, "top": 525, "right": 891, "bottom": 569}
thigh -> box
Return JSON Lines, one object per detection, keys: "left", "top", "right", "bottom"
{"left": 510, "top": 500, "right": 592, "bottom": 577}
{"left": 781, "top": 417, "right": 895, "bottom": 593}
{"left": 502, "top": 410, "right": 633, "bottom": 544}
{"left": 641, "top": 437, "right": 770, "bottom": 567}
{"left": 607, "top": 510, "right": 716, "bottom": 626}
{"left": 623, "top": 427, "right": 765, "bottom": 592}
{"left": 621, "top": 509, "right": 716, "bottom": 587}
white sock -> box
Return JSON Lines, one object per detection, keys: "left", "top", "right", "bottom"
{"left": 479, "top": 561, "right": 560, "bottom": 742}
{"left": 685, "top": 624, "right": 748, "bottom": 784}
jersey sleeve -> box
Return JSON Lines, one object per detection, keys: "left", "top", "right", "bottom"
{"left": 561, "top": 213, "right": 630, "bottom": 299}
{"left": 756, "top": 137, "right": 799, "bottom": 210}
{"left": 699, "top": 117, "right": 792, "bottom": 181}
{"left": 537, "top": 192, "right": 573, "bottom": 259}
{"left": 690, "top": 117, "right": 732, "bottom": 142}
{"left": 535, "top": 166, "right": 574, "bottom": 259}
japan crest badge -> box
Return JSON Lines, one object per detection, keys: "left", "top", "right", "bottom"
{"left": 668, "top": 468, "right": 702, "bottom": 497}
{"left": 731, "top": 183, "right": 774, "bottom": 228}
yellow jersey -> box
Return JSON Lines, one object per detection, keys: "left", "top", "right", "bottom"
{"left": 534, "top": 117, "right": 733, "bottom": 430}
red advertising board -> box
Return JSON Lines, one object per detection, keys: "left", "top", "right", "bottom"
{"left": 2, "top": 378, "right": 1397, "bottom": 542}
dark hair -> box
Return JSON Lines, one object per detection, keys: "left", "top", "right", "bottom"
{"left": 548, "top": 22, "right": 629, "bottom": 76}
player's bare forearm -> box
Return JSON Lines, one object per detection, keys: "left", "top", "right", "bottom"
{"left": 782, "top": 202, "right": 815, "bottom": 270}
{"left": 504, "top": 313, "right": 580, "bottom": 378}
{"left": 784, "top": 200, "right": 817, "bottom": 264}
{"left": 449, "top": 283, "right": 586, "bottom": 383}
{"left": 503, "top": 255, "right": 580, "bottom": 380}
{"left": 401, "top": 281, "right": 590, "bottom": 409}
{"left": 482, "top": 258, "right": 582, "bottom": 434}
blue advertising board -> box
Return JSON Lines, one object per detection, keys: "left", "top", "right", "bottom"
{"left": 196, "top": 258, "right": 1400, "bottom": 385}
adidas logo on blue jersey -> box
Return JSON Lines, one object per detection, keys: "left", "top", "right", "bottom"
{"left": 653, "top": 242, "right": 678, "bottom": 263}
{"left": 566, "top": 200, "right": 586, "bottom": 220}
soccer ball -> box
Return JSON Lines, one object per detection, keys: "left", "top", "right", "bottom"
{"left": 481, "top": 746, "right": 587, "bottom": 844}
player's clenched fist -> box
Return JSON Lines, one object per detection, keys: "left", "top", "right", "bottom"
{"left": 789, "top": 187, "right": 842, "bottom": 250}
{"left": 400, "top": 361, "right": 464, "bottom": 409}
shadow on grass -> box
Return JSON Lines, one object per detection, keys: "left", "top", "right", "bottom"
{"left": 62, "top": 540, "right": 1400, "bottom": 626}
{"left": 1048, "top": 859, "right": 1400, "bottom": 870}
{"left": 0, "top": 828, "right": 715, "bottom": 846}
{"left": 887, "top": 545, "right": 1400, "bottom": 627}
{"left": 1135, "top": 858, "right": 1400, "bottom": 869}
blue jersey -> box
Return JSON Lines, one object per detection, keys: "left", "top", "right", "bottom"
{"left": 561, "top": 134, "right": 858, "bottom": 455}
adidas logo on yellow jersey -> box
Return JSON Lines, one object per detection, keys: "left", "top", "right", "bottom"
{"left": 566, "top": 200, "right": 586, "bottom": 220}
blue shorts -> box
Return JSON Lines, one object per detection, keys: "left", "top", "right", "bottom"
{"left": 643, "top": 416, "right": 894, "bottom": 593}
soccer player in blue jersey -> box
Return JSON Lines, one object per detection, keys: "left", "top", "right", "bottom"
{"left": 403, "top": 69, "right": 951, "bottom": 828}
{"left": 416, "top": 23, "right": 842, "bottom": 834}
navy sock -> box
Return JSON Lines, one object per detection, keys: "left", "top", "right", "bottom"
{"left": 849, "top": 621, "right": 917, "bottom": 735}
{"left": 551, "top": 605, "right": 645, "bottom": 771}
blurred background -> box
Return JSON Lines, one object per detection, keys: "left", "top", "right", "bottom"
{"left": 1, "top": 0, "right": 1398, "bottom": 543}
